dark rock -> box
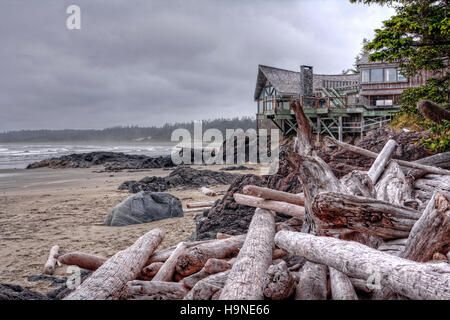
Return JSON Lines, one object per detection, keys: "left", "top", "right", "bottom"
{"left": 104, "top": 191, "right": 183, "bottom": 226}
{"left": 0, "top": 283, "right": 47, "bottom": 300}
{"left": 220, "top": 165, "right": 255, "bottom": 171}
{"left": 120, "top": 166, "right": 239, "bottom": 193}
{"left": 26, "top": 152, "right": 176, "bottom": 170}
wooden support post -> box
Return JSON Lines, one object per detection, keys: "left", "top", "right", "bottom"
{"left": 316, "top": 116, "right": 321, "bottom": 143}
{"left": 338, "top": 116, "right": 343, "bottom": 142}
{"left": 65, "top": 229, "right": 165, "bottom": 300}
{"left": 275, "top": 230, "right": 450, "bottom": 300}
{"left": 360, "top": 116, "right": 364, "bottom": 138}
{"left": 220, "top": 209, "right": 276, "bottom": 300}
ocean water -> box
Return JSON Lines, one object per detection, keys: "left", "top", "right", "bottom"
{"left": 0, "top": 143, "right": 176, "bottom": 170}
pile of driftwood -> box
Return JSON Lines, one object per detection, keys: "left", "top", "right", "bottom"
{"left": 44, "top": 101, "right": 449, "bottom": 300}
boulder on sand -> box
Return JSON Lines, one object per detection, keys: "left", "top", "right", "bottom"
{"left": 104, "top": 192, "right": 183, "bottom": 226}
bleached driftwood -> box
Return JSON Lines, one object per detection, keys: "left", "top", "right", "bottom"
{"left": 401, "top": 192, "right": 450, "bottom": 262}
{"left": 233, "top": 193, "right": 305, "bottom": 219}
{"left": 376, "top": 161, "right": 413, "bottom": 206}
{"left": 182, "top": 258, "right": 233, "bottom": 289}
{"left": 187, "top": 201, "right": 216, "bottom": 208}
{"left": 243, "top": 185, "right": 305, "bottom": 206}
{"left": 367, "top": 139, "right": 397, "bottom": 184}
{"left": 43, "top": 245, "right": 60, "bottom": 275}
{"left": 65, "top": 229, "right": 165, "bottom": 300}
{"left": 294, "top": 262, "right": 327, "bottom": 300}
{"left": 183, "top": 207, "right": 212, "bottom": 213}
{"left": 57, "top": 252, "right": 107, "bottom": 271}
{"left": 141, "top": 262, "right": 163, "bottom": 278}
{"left": 275, "top": 230, "right": 450, "bottom": 300}
{"left": 263, "top": 261, "right": 296, "bottom": 300}
{"left": 377, "top": 238, "right": 407, "bottom": 256}
{"left": 324, "top": 136, "right": 450, "bottom": 176}
{"left": 311, "top": 192, "right": 421, "bottom": 239}
{"left": 340, "top": 170, "right": 376, "bottom": 198}
{"left": 201, "top": 187, "right": 217, "bottom": 196}
{"left": 329, "top": 267, "right": 358, "bottom": 300}
{"left": 184, "top": 270, "right": 230, "bottom": 300}
{"left": 220, "top": 208, "right": 276, "bottom": 300}
{"left": 216, "top": 232, "right": 232, "bottom": 239}
{"left": 152, "top": 242, "right": 187, "bottom": 282}
{"left": 122, "top": 280, "right": 188, "bottom": 300}
{"left": 176, "top": 234, "right": 246, "bottom": 276}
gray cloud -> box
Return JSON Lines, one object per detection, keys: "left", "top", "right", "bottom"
{"left": 0, "top": 0, "right": 394, "bottom": 130}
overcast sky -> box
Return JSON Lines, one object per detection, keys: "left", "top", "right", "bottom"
{"left": 0, "top": 0, "right": 395, "bottom": 131}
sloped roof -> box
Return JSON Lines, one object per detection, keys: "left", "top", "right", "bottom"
{"left": 254, "top": 64, "right": 360, "bottom": 100}
{"left": 254, "top": 65, "right": 300, "bottom": 100}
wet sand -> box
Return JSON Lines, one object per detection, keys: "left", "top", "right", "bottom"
{"left": 0, "top": 164, "right": 260, "bottom": 294}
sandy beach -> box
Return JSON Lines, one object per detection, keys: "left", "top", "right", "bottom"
{"left": 0, "top": 164, "right": 259, "bottom": 294}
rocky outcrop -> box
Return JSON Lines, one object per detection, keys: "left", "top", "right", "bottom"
{"left": 0, "top": 283, "right": 47, "bottom": 300}
{"left": 104, "top": 192, "right": 183, "bottom": 226}
{"left": 26, "top": 152, "right": 175, "bottom": 170}
{"left": 119, "top": 166, "right": 239, "bottom": 193}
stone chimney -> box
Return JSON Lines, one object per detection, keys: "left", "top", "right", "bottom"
{"left": 300, "top": 65, "right": 313, "bottom": 98}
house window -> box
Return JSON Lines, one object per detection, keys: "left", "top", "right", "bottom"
{"left": 397, "top": 70, "right": 407, "bottom": 82}
{"left": 362, "top": 70, "right": 370, "bottom": 83}
{"left": 385, "top": 68, "right": 397, "bottom": 82}
{"left": 370, "top": 69, "right": 383, "bottom": 82}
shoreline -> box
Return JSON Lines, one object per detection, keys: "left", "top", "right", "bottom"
{"left": 0, "top": 163, "right": 260, "bottom": 294}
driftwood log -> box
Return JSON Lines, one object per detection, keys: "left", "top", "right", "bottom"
{"left": 311, "top": 192, "right": 421, "bottom": 239}
{"left": 43, "top": 245, "right": 60, "bottom": 275}
{"left": 367, "top": 139, "right": 397, "bottom": 184}
{"left": 243, "top": 185, "right": 305, "bottom": 206}
{"left": 329, "top": 267, "right": 358, "bottom": 300}
{"left": 141, "top": 262, "right": 163, "bottom": 278}
{"left": 376, "top": 161, "right": 414, "bottom": 207}
{"left": 152, "top": 242, "right": 187, "bottom": 282}
{"left": 57, "top": 252, "right": 107, "bottom": 271}
{"left": 220, "top": 208, "right": 276, "bottom": 300}
{"left": 401, "top": 192, "right": 450, "bottom": 262}
{"left": 263, "top": 261, "right": 296, "bottom": 300}
{"left": 294, "top": 261, "right": 327, "bottom": 300}
{"left": 233, "top": 193, "right": 305, "bottom": 219}
{"left": 186, "top": 201, "right": 216, "bottom": 208}
{"left": 176, "top": 234, "right": 246, "bottom": 276}
{"left": 417, "top": 100, "right": 450, "bottom": 125}
{"left": 324, "top": 136, "right": 450, "bottom": 176}
{"left": 65, "top": 229, "right": 165, "bottom": 300}
{"left": 184, "top": 270, "right": 230, "bottom": 300}
{"left": 275, "top": 230, "right": 450, "bottom": 300}
{"left": 122, "top": 280, "right": 188, "bottom": 300}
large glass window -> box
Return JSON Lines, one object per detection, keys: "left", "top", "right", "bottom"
{"left": 385, "top": 68, "right": 397, "bottom": 82}
{"left": 370, "top": 69, "right": 383, "bottom": 82}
